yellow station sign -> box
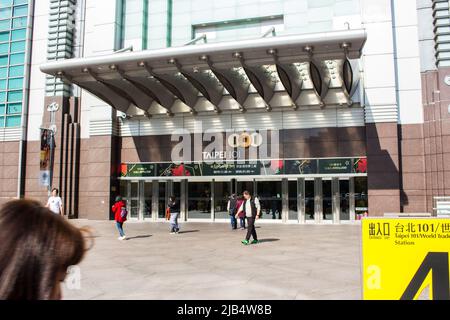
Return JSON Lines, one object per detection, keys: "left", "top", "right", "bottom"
{"left": 362, "top": 218, "right": 450, "bottom": 300}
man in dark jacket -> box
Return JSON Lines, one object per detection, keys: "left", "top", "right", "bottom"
{"left": 236, "top": 191, "right": 261, "bottom": 245}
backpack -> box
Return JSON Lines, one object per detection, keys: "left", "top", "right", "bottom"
{"left": 120, "top": 206, "right": 128, "bottom": 219}
{"left": 229, "top": 198, "right": 238, "bottom": 215}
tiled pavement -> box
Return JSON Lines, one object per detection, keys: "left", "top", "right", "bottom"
{"left": 63, "top": 220, "right": 362, "bottom": 300}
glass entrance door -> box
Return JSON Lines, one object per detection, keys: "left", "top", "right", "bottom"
{"left": 339, "top": 179, "right": 350, "bottom": 221}
{"left": 129, "top": 181, "right": 140, "bottom": 219}
{"left": 305, "top": 180, "right": 315, "bottom": 221}
{"left": 158, "top": 180, "right": 182, "bottom": 219}
{"left": 256, "top": 180, "right": 282, "bottom": 220}
{"left": 214, "top": 180, "right": 232, "bottom": 220}
{"left": 288, "top": 180, "right": 298, "bottom": 221}
{"left": 355, "top": 177, "right": 368, "bottom": 218}
{"left": 236, "top": 180, "right": 254, "bottom": 196}
{"left": 322, "top": 179, "right": 332, "bottom": 221}
{"left": 188, "top": 181, "right": 212, "bottom": 219}
{"left": 158, "top": 181, "right": 167, "bottom": 219}
{"left": 142, "top": 181, "right": 152, "bottom": 219}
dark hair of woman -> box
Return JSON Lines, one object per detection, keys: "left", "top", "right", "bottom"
{"left": 0, "top": 199, "right": 91, "bottom": 300}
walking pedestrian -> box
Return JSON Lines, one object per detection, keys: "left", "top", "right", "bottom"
{"left": 112, "top": 196, "right": 127, "bottom": 240}
{"left": 45, "top": 188, "right": 63, "bottom": 216}
{"left": 227, "top": 194, "right": 238, "bottom": 230}
{"left": 0, "top": 199, "right": 88, "bottom": 300}
{"left": 167, "top": 196, "right": 180, "bottom": 234}
{"left": 236, "top": 190, "right": 261, "bottom": 245}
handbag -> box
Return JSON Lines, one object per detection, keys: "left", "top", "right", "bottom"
{"left": 165, "top": 207, "right": 170, "bottom": 220}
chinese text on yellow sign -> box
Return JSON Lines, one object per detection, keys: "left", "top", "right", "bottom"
{"left": 362, "top": 218, "right": 450, "bottom": 300}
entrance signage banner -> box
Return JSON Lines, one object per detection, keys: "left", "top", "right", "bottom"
{"left": 285, "top": 159, "right": 317, "bottom": 174}
{"left": 319, "top": 158, "right": 352, "bottom": 174}
{"left": 120, "top": 157, "right": 367, "bottom": 177}
{"left": 121, "top": 164, "right": 155, "bottom": 177}
{"left": 362, "top": 218, "right": 450, "bottom": 300}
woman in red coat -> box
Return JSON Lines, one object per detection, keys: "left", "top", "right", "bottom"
{"left": 112, "top": 196, "right": 127, "bottom": 240}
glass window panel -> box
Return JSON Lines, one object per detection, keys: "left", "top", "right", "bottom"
{"left": 0, "top": 31, "right": 9, "bottom": 41}
{"left": 8, "top": 64, "right": 22, "bottom": 77}
{"left": 12, "top": 16, "right": 26, "bottom": 28}
{"left": 0, "top": 55, "right": 7, "bottom": 66}
{"left": 12, "top": 5, "right": 27, "bottom": 17}
{"left": 5, "top": 114, "right": 20, "bottom": 127}
{"left": 7, "top": 102, "right": 21, "bottom": 114}
{"left": 0, "top": 7, "right": 11, "bottom": 19}
{"left": 7, "top": 89, "right": 21, "bottom": 102}
{"left": 0, "top": 66, "right": 5, "bottom": 78}
{"left": 0, "top": 103, "right": 4, "bottom": 113}
{"left": 9, "top": 52, "right": 24, "bottom": 64}
{"left": 8, "top": 77, "right": 22, "bottom": 89}
{"left": 0, "top": 19, "right": 9, "bottom": 31}
{"left": 0, "top": 42, "right": 7, "bottom": 54}
{"left": 0, "top": 79, "right": 5, "bottom": 89}
{"left": 0, "top": 116, "right": 4, "bottom": 127}
{"left": 0, "top": 0, "right": 13, "bottom": 7}
{"left": 13, "top": 0, "right": 27, "bottom": 5}
{"left": 0, "top": 91, "right": 5, "bottom": 101}
{"left": 10, "top": 40, "right": 24, "bottom": 52}
{"left": 11, "top": 28, "right": 25, "bottom": 40}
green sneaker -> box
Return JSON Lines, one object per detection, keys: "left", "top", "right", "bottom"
{"left": 241, "top": 240, "right": 250, "bottom": 245}
{"left": 251, "top": 240, "right": 259, "bottom": 244}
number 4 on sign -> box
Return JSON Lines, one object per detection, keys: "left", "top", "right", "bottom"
{"left": 401, "top": 252, "right": 450, "bottom": 300}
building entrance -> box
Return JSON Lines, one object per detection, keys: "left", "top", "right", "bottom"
{"left": 119, "top": 177, "right": 368, "bottom": 223}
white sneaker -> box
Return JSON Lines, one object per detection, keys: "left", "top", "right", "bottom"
{"left": 118, "top": 236, "right": 123, "bottom": 240}
{"left": 121, "top": 236, "right": 127, "bottom": 240}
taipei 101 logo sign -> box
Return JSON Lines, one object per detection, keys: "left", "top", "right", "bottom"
{"left": 170, "top": 121, "right": 280, "bottom": 163}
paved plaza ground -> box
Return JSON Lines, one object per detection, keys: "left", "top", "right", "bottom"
{"left": 63, "top": 220, "right": 363, "bottom": 300}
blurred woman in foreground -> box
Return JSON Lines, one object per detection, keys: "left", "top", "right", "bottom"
{"left": 0, "top": 199, "right": 90, "bottom": 300}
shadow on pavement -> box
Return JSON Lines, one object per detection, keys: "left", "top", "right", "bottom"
{"left": 177, "top": 230, "right": 200, "bottom": 234}
{"left": 258, "top": 238, "right": 280, "bottom": 243}
{"left": 126, "top": 235, "right": 152, "bottom": 240}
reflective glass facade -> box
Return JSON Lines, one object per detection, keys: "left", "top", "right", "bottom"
{"left": 0, "top": 0, "right": 28, "bottom": 128}
{"left": 116, "top": 0, "right": 361, "bottom": 50}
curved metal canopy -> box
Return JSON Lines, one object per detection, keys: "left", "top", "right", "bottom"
{"left": 41, "top": 29, "right": 367, "bottom": 117}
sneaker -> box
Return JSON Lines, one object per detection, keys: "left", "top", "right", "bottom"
{"left": 251, "top": 240, "right": 259, "bottom": 244}
{"left": 122, "top": 236, "right": 126, "bottom": 240}
{"left": 170, "top": 231, "right": 175, "bottom": 234}
{"left": 118, "top": 236, "right": 123, "bottom": 240}
{"left": 241, "top": 240, "right": 250, "bottom": 245}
